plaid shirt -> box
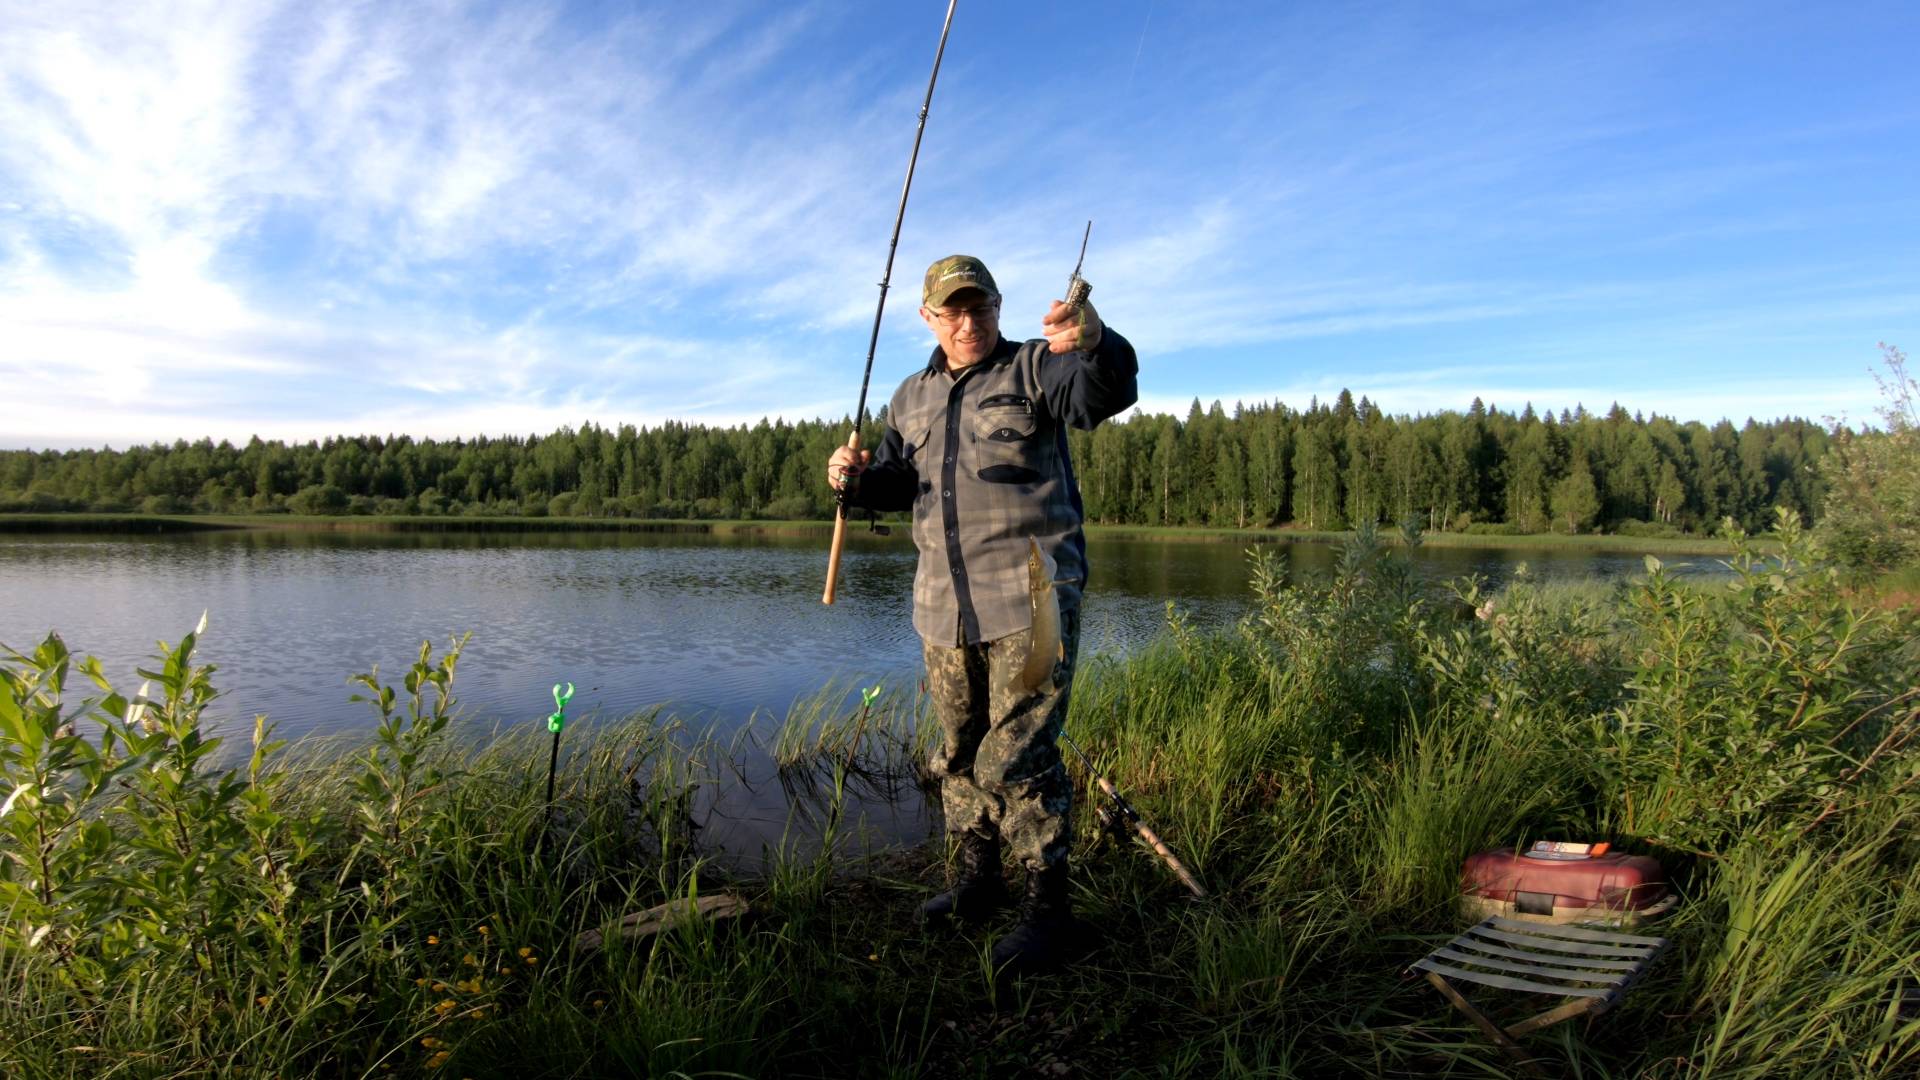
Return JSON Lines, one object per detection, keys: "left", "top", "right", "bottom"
{"left": 847, "top": 329, "right": 1138, "bottom": 645}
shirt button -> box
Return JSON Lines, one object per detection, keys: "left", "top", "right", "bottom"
{"left": 943, "top": 490, "right": 952, "bottom": 498}
{"left": 944, "top": 457, "right": 952, "bottom": 464}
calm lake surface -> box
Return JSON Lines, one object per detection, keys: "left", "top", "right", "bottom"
{"left": 1, "top": 528, "right": 1728, "bottom": 864}
{"left": 1, "top": 528, "right": 1720, "bottom": 743}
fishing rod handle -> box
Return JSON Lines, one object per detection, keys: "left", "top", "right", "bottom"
{"left": 1132, "top": 817, "right": 1209, "bottom": 899}
{"left": 822, "top": 429, "right": 863, "bottom": 605}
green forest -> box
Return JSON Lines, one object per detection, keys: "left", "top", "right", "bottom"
{"left": 0, "top": 392, "right": 1831, "bottom": 537}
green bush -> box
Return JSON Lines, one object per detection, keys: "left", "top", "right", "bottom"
{"left": 1819, "top": 344, "right": 1920, "bottom": 575}
{"left": 649, "top": 498, "right": 691, "bottom": 519}
{"left": 0, "top": 491, "right": 85, "bottom": 513}
{"left": 285, "top": 484, "right": 347, "bottom": 515}
{"left": 761, "top": 494, "right": 820, "bottom": 520}
{"left": 1616, "top": 517, "right": 1684, "bottom": 538}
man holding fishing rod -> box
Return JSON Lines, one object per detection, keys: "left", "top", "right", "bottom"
{"left": 825, "top": 254, "right": 1137, "bottom": 977}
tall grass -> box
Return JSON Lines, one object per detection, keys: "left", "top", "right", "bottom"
{"left": 3, "top": 511, "right": 1916, "bottom": 1077}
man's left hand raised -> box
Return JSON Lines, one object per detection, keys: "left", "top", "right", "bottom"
{"left": 1042, "top": 298, "right": 1103, "bottom": 355}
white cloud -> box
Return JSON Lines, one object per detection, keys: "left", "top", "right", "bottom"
{"left": 0, "top": 1, "right": 918, "bottom": 444}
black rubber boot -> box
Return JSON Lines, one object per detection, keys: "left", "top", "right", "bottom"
{"left": 990, "top": 859, "right": 1098, "bottom": 980}
{"left": 919, "top": 830, "right": 1008, "bottom": 928}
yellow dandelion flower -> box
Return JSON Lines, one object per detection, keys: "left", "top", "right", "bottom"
{"left": 414, "top": 978, "right": 428, "bottom": 987}
{"left": 476, "top": 924, "right": 490, "bottom": 936}
{"left": 255, "top": 994, "right": 273, "bottom": 1007}
{"left": 425, "top": 1050, "right": 451, "bottom": 1068}
{"left": 434, "top": 999, "right": 457, "bottom": 1016}
{"left": 590, "top": 999, "right": 606, "bottom": 1010}
{"left": 462, "top": 953, "right": 479, "bottom": 967}
{"left": 524, "top": 956, "right": 538, "bottom": 966}
{"left": 498, "top": 967, "right": 511, "bottom": 975}
{"left": 432, "top": 982, "right": 448, "bottom": 993}
{"left": 517, "top": 947, "right": 534, "bottom": 959}
{"left": 420, "top": 1037, "right": 446, "bottom": 1050}
{"left": 426, "top": 935, "right": 440, "bottom": 946}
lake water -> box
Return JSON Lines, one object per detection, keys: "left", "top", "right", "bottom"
{"left": 1, "top": 527, "right": 1725, "bottom": 864}
{"left": 0, "top": 528, "right": 1716, "bottom": 742}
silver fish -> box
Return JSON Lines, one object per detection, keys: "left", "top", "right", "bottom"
{"left": 1017, "top": 538, "right": 1065, "bottom": 693}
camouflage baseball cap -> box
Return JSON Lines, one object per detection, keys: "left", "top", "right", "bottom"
{"left": 922, "top": 255, "right": 999, "bottom": 307}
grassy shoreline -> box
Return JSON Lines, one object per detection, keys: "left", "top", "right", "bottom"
{"left": 3, "top": 520, "right": 1913, "bottom": 1077}
{"left": 0, "top": 511, "right": 1740, "bottom": 554}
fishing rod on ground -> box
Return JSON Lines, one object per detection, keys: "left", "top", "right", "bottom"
{"left": 823, "top": 0, "right": 960, "bottom": 606}
{"left": 1061, "top": 728, "right": 1208, "bottom": 899}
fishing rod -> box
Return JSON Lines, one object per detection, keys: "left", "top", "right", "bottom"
{"left": 1066, "top": 219, "right": 1093, "bottom": 310}
{"left": 823, "top": 0, "right": 959, "bottom": 606}
{"left": 1061, "top": 728, "right": 1208, "bottom": 899}
{"left": 1060, "top": 219, "right": 1099, "bottom": 351}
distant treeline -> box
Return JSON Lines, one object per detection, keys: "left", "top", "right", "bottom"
{"left": 0, "top": 391, "right": 1830, "bottom": 536}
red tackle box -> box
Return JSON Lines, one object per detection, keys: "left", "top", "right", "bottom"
{"left": 1461, "top": 841, "right": 1674, "bottom": 926}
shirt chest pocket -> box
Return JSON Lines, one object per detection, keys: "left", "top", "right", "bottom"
{"left": 896, "top": 410, "right": 935, "bottom": 461}
{"left": 970, "top": 393, "right": 1044, "bottom": 484}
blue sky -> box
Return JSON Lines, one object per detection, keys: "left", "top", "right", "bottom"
{"left": 2, "top": 0, "right": 1916, "bottom": 450}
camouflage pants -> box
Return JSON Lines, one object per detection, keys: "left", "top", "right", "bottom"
{"left": 922, "top": 607, "right": 1080, "bottom": 872}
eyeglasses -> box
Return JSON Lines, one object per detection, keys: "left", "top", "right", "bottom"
{"left": 927, "top": 302, "right": 999, "bottom": 327}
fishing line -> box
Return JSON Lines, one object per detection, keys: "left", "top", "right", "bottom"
{"left": 1123, "top": 0, "right": 1154, "bottom": 97}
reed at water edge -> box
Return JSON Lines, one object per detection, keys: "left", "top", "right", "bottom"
{"left": 2, "top": 510, "right": 1915, "bottom": 1078}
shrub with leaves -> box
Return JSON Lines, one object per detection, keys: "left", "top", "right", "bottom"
{"left": 1241, "top": 521, "right": 1437, "bottom": 754}
{"left": 0, "top": 617, "right": 341, "bottom": 995}
{"left": 1819, "top": 343, "right": 1920, "bottom": 575}
{"left": 0, "top": 633, "right": 140, "bottom": 984}
{"left": 342, "top": 634, "right": 469, "bottom": 915}
{"left": 1595, "top": 509, "right": 1911, "bottom": 852}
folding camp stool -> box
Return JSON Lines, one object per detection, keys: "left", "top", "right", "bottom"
{"left": 1410, "top": 916, "right": 1669, "bottom": 1075}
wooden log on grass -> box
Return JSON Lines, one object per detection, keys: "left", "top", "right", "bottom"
{"left": 574, "top": 892, "right": 750, "bottom": 953}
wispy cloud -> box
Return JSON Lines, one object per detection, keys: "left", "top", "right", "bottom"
{"left": 0, "top": 1, "right": 921, "bottom": 444}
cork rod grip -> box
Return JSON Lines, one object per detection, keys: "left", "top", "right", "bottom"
{"left": 1096, "top": 776, "right": 1207, "bottom": 899}
{"left": 822, "top": 429, "right": 862, "bottom": 605}
{"left": 1132, "top": 819, "right": 1208, "bottom": 899}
